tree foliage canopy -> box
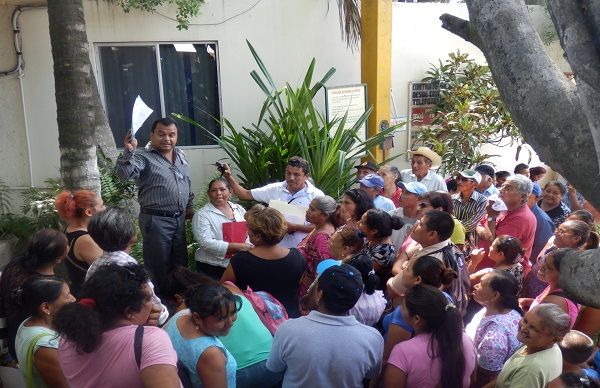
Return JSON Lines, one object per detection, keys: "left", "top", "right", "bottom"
{"left": 107, "top": 0, "right": 204, "bottom": 30}
{"left": 414, "top": 51, "right": 519, "bottom": 174}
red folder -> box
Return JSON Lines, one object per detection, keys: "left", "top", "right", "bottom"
{"left": 222, "top": 221, "right": 248, "bottom": 258}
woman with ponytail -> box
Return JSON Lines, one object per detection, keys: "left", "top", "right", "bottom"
{"left": 466, "top": 270, "right": 523, "bottom": 387}
{"left": 0, "top": 228, "right": 68, "bottom": 360}
{"left": 54, "top": 263, "right": 180, "bottom": 388}
{"left": 14, "top": 276, "right": 74, "bottom": 388}
{"left": 370, "top": 256, "right": 458, "bottom": 388}
{"left": 55, "top": 190, "right": 104, "bottom": 297}
{"left": 345, "top": 254, "right": 386, "bottom": 326}
{"left": 383, "top": 284, "right": 476, "bottom": 388}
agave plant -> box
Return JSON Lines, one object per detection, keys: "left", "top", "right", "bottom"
{"left": 176, "top": 41, "right": 398, "bottom": 199}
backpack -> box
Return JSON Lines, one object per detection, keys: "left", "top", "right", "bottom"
{"left": 429, "top": 243, "right": 471, "bottom": 317}
{"left": 134, "top": 325, "right": 192, "bottom": 388}
{"left": 225, "top": 281, "right": 288, "bottom": 335}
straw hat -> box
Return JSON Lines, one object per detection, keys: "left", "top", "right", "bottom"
{"left": 408, "top": 146, "right": 442, "bottom": 169}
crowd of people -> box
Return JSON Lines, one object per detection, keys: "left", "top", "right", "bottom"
{"left": 1, "top": 117, "right": 599, "bottom": 388}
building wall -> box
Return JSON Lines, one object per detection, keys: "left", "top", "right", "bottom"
{"left": 0, "top": 1, "right": 569, "bottom": 209}
{"left": 0, "top": 5, "right": 32, "bottom": 189}
{"left": 1, "top": 0, "right": 361, "bottom": 198}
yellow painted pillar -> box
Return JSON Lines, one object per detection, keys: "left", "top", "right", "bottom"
{"left": 361, "top": 0, "right": 392, "bottom": 163}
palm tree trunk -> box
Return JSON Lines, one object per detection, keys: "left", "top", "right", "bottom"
{"left": 47, "top": 0, "right": 101, "bottom": 191}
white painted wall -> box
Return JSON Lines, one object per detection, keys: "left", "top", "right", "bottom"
{"left": 0, "top": 1, "right": 570, "bottom": 209}
{"left": 3, "top": 0, "right": 360, "bottom": 196}
{"left": 389, "top": 3, "right": 570, "bottom": 173}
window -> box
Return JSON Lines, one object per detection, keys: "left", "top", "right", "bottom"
{"left": 98, "top": 43, "right": 221, "bottom": 147}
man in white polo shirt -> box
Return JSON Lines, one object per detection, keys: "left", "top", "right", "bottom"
{"left": 400, "top": 146, "right": 447, "bottom": 191}
{"left": 222, "top": 156, "right": 324, "bottom": 248}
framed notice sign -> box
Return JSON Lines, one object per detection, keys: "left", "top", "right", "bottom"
{"left": 407, "top": 81, "right": 441, "bottom": 159}
{"left": 325, "top": 84, "right": 368, "bottom": 143}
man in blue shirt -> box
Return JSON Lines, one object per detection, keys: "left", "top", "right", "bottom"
{"left": 267, "top": 261, "right": 383, "bottom": 387}
{"left": 359, "top": 174, "right": 395, "bottom": 212}
{"left": 528, "top": 182, "right": 555, "bottom": 263}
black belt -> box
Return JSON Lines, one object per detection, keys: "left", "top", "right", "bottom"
{"left": 141, "top": 208, "right": 183, "bottom": 218}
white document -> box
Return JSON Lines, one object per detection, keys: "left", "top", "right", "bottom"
{"left": 131, "top": 95, "right": 153, "bottom": 138}
{"left": 268, "top": 199, "right": 308, "bottom": 224}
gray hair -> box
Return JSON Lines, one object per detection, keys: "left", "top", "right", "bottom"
{"left": 561, "top": 220, "right": 591, "bottom": 247}
{"left": 532, "top": 303, "right": 571, "bottom": 338}
{"left": 88, "top": 207, "right": 136, "bottom": 252}
{"left": 312, "top": 195, "right": 338, "bottom": 215}
{"left": 508, "top": 174, "right": 533, "bottom": 202}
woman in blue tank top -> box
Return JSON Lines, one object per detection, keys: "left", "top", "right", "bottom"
{"left": 165, "top": 283, "right": 240, "bottom": 387}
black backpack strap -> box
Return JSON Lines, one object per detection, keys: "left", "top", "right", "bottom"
{"left": 134, "top": 325, "right": 144, "bottom": 369}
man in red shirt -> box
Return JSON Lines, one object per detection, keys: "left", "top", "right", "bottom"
{"left": 476, "top": 174, "right": 537, "bottom": 275}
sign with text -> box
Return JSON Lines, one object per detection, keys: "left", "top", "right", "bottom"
{"left": 325, "top": 84, "right": 368, "bottom": 143}
{"left": 409, "top": 82, "right": 441, "bottom": 127}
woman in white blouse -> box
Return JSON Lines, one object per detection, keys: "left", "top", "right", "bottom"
{"left": 192, "top": 178, "right": 252, "bottom": 279}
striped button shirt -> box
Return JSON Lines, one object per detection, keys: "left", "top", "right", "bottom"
{"left": 452, "top": 191, "right": 488, "bottom": 233}
{"left": 116, "top": 144, "right": 194, "bottom": 212}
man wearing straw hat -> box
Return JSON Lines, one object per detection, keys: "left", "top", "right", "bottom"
{"left": 400, "top": 146, "right": 447, "bottom": 191}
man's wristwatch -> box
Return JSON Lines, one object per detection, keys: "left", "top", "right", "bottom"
{"left": 487, "top": 216, "right": 496, "bottom": 222}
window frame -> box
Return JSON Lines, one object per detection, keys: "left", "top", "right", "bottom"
{"left": 95, "top": 41, "right": 223, "bottom": 150}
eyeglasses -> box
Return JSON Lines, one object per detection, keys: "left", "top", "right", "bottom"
{"left": 554, "top": 228, "right": 573, "bottom": 236}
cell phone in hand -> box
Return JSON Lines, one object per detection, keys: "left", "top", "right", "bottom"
{"left": 215, "top": 162, "right": 226, "bottom": 175}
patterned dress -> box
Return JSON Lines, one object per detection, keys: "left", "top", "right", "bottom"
{"left": 466, "top": 308, "right": 522, "bottom": 372}
{"left": 297, "top": 230, "right": 332, "bottom": 296}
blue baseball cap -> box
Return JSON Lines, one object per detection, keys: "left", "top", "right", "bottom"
{"left": 358, "top": 174, "right": 385, "bottom": 189}
{"left": 531, "top": 182, "right": 542, "bottom": 197}
{"left": 398, "top": 181, "right": 427, "bottom": 197}
{"left": 316, "top": 259, "right": 342, "bottom": 276}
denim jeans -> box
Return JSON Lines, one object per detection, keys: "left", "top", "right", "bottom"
{"left": 236, "top": 360, "right": 283, "bottom": 388}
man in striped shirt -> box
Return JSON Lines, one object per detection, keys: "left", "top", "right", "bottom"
{"left": 452, "top": 170, "right": 488, "bottom": 234}
{"left": 116, "top": 117, "right": 194, "bottom": 296}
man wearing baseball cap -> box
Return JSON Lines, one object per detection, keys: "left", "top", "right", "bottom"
{"left": 389, "top": 181, "right": 428, "bottom": 249}
{"left": 452, "top": 170, "right": 488, "bottom": 234}
{"left": 474, "top": 164, "right": 499, "bottom": 197}
{"left": 267, "top": 262, "right": 384, "bottom": 387}
{"left": 359, "top": 174, "right": 396, "bottom": 212}
{"left": 400, "top": 146, "right": 447, "bottom": 191}
{"left": 355, "top": 161, "right": 378, "bottom": 181}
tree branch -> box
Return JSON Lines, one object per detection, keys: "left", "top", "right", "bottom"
{"left": 439, "top": 14, "right": 481, "bottom": 49}
{"left": 547, "top": 0, "right": 600, "bottom": 92}
{"left": 580, "top": 0, "right": 600, "bottom": 57}
{"left": 457, "top": 0, "right": 600, "bottom": 210}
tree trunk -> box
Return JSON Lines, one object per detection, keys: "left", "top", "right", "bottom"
{"left": 91, "top": 69, "right": 118, "bottom": 161}
{"left": 47, "top": 0, "right": 112, "bottom": 192}
{"left": 440, "top": 0, "right": 600, "bottom": 307}
{"left": 440, "top": 0, "right": 600, "bottom": 211}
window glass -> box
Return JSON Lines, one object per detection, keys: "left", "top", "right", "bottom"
{"left": 99, "top": 45, "right": 161, "bottom": 146}
{"left": 98, "top": 43, "right": 221, "bottom": 147}
{"left": 159, "top": 43, "right": 221, "bottom": 146}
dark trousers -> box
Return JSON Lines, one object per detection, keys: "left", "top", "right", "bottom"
{"left": 195, "top": 261, "right": 226, "bottom": 281}
{"left": 139, "top": 212, "right": 187, "bottom": 297}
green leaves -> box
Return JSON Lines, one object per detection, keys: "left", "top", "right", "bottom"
{"left": 415, "top": 51, "right": 520, "bottom": 174}
{"left": 176, "top": 41, "right": 399, "bottom": 199}
{"left": 108, "top": 0, "right": 204, "bottom": 30}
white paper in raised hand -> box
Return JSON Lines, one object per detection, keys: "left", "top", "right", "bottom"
{"left": 131, "top": 95, "right": 153, "bottom": 138}
{"left": 268, "top": 199, "right": 308, "bottom": 224}
{"left": 488, "top": 194, "right": 508, "bottom": 212}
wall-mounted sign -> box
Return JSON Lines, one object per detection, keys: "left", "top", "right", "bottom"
{"left": 325, "top": 84, "right": 368, "bottom": 143}
{"left": 409, "top": 82, "right": 440, "bottom": 127}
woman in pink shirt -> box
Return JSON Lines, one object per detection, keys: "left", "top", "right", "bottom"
{"left": 54, "top": 263, "right": 180, "bottom": 388}
{"left": 383, "top": 284, "right": 476, "bottom": 388}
